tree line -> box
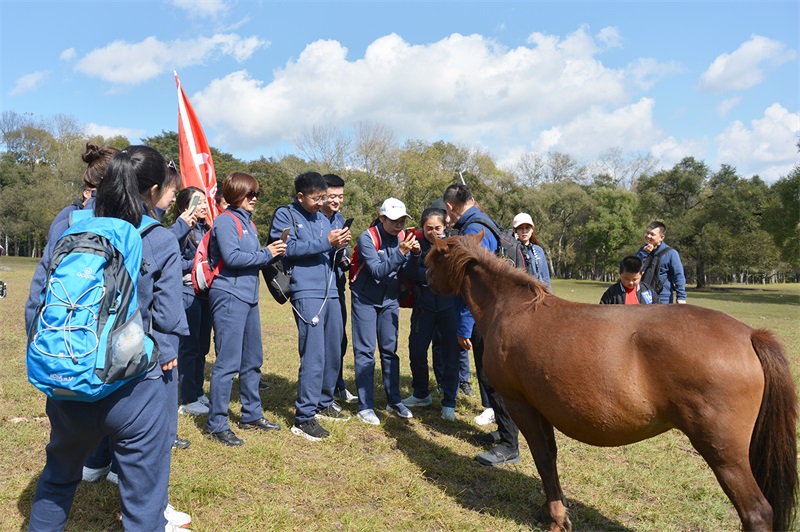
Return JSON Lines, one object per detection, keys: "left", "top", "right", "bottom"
{"left": 1, "top": 111, "right": 798, "bottom": 286}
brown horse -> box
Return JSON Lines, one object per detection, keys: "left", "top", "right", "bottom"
{"left": 425, "top": 232, "right": 797, "bottom": 531}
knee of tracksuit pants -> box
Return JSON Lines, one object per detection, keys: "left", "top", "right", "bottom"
{"left": 294, "top": 298, "right": 340, "bottom": 422}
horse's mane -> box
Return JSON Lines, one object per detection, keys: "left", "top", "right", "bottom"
{"left": 448, "top": 235, "right": 550, "bottom": 307}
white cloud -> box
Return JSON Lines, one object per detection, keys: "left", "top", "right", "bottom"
{"left": 715, "top": 103, "right": 800, "bottom": 180}
{"left": 193, "top": 29, "right": 630, "bottom": 153}
{"left": 172, "top": 0, "right": 229, "bottom": 17}
{"left": 84, "top": 123, "right": 145, "bottom": 141}
{"left": 698, "top": 35, "right": 796, "bottom": 93}
{"left": 10, "top": 71, "right": 48, "bottom": 95}
{"left": 717, "top": 96, "right": 741, "bottom": 119}
{"left": 527, "top": 98, "right": 664, "bottom": 157}
{"left": 596, "top": 26, "right": 622, "bottom": 49}
{"left": 60, "top": 48, "right": 76, "bottom": 61}
{"left": 628, "top": 57, "right": 682, "bottom": 90}
{"left": 75, "top": 34, "right": 268, "bottom": 84}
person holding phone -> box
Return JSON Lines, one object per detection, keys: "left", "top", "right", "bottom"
{"left": 173, "top": 188, "right": 213, "bottom": 418}
{"left": 321, "top": 173, "right": 358, "bottom": 407}
{"left": 350, "top": 198, "right": 417, "bottom": 425}
{"left": 270, "top": 172, "right": 351, "bottom": 442}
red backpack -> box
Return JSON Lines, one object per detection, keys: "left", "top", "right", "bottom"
{"left": 349, "top": 226, "right": 417, "bottom": 308}
{"left": 192, "top": 211, "right": 256, "bottom": 294}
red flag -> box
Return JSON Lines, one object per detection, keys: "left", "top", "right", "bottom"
{"left": 175, "top": 71, "right": 219, "bottom": 222}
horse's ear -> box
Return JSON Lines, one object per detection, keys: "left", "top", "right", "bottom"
{"left": 471, "top": 229, "right": 485, "bottom": 244}
{"left": 433, "top": 234, "right": 448, "bottom": 250}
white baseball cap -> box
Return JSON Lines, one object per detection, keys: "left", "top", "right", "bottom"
{"left": 380, "top": 198, "right": 409, "bottom": 220}
{"left": 512, "top": 212, "right": 535, "bottom": 228}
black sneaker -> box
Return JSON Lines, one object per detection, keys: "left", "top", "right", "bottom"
{"left": 258, "top": 378, "right": 269, "bottom": 390}
{"left": 315, "top": 405, "right": 350, "bottom": 422}
{"left": 291, "top": 419, "right": 330, "bottom": 441}
{"left": 459, "top": 381, "right": 475, "bottom": 396}
{"left": 172, "top": 437, "right": 191, "bottom": 450}
{"left": 207, "top": 429, "right": 244, "bottom": 446}
{"left": 475, "top": 444, "right": 520, "bottom": 467}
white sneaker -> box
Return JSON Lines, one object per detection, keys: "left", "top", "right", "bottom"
{"left": 165, "top": 503, "right": 191, "bottom": 528}
{"left": 106, "top": 471, "right": 119, "bottom": 485}
{"left": 474, "top": 408, "right": 495, "bottom": 426}
{"left": 82, "top": 465, "right": 111, "bottom": 482}
{"left": 197, "top": 394, "right": 210, "bottom": 407}
{"left": 401, "top": 394, "right": 432, "bottom": 407}
{"left": 386, "top": 403, "right": 413, "bottom": 419}
{"left": 441, "top": 406, "right": 456, "bottom": 421}
{"left": 336, "top": 388, "right": 358, "bottom": 404}
{"left": 178, "top": 401, "right": 209, "bottom": 416}
{"left": 357, "top": 409, "right": 380, "bottom": 425}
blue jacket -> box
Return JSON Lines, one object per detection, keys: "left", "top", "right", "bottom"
{"left": 452, "top": 206, "right": 498, "bottom": 337}
{"left": 171, "top": 218, "right": 208, "bottom": 294}
{"left": 270, "top": 200, "right": 338, "bottom": 301}
{"left": 403, "top": 237, "right": 456, "bottom": 312}
{"left": 26, "top": 208, "right": 189, "bottom": 369}
{"left": 636, "top": 242, "right": 687, "bottom": 303}
{"left": 208, "top": 207, "right": 274, "bottom": 304}
{"left": 521, "top": 242, "right": 551, "bottom": 290}
{"left": 350, "top": 224, "right": 409, "bottom": 306}
{"left": 325, "top": 211, "right": 349, "bottom": 294}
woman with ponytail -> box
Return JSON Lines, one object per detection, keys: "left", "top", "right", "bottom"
{"left": 26, "top": 145, "right": 191, "bottom": 531}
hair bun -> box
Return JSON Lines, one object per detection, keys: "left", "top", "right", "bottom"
{"left": 82, "top": 143, "right": 102, "bottom": 164}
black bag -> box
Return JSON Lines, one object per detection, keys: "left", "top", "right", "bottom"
{"left": 461, "top": 218, "right": 527, "bottom": 271}
{"left": 640, "top": 247, "right": 669, "bottom": 294}
{"left": 262, "top": 206, "right": 297, "bottom": 305}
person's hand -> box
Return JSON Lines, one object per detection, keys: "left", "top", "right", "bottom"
{"left": 399, "top": 232, "right": 416, "bottom": 254}
{"left": 179, "top": 209, "right": 197, "bottom": 228}
{"left": 267, "top": 240, "right": 287, "bottom": 257}
{"left": 410, "top": 240, "right": 421, "bottom": 255}
{"left": 328, "top": 228, "right": 350, "bottom": 249}
{"left": 458, "top": 336, "right": 472, "bottom": 351}
{"left": 161, "top": 358, "right": 178, "bottom": 371}
{"left": 643, "top": 243, "right": 655, "bottom": 253}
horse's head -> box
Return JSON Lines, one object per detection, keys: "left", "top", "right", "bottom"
{"left": 424, "top": 230, "right": 485, "bottom": 296}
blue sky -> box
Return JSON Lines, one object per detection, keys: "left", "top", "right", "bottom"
{"left": 1, "top": 1, "right": 797, "bottom": 182}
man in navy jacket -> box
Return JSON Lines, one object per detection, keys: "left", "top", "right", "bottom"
{"left": 636, "top": 221, "right": 687, "bottom": 304}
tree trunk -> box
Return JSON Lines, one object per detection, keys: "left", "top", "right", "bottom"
{"left": 695, "top": 261, "right": 706, "bottom": 289}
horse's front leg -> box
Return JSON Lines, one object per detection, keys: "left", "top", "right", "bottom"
{"left": 505, "top": 398, "right": 571, "bottom": 532}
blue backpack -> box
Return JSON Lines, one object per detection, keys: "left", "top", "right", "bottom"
{"left": 27, "top": 210, "right": 161, "bottom": 401}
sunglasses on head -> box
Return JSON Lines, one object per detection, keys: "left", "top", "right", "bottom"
{"left": 246, "top": 190, "right": 260, "bottom": 200}
{"left": 167, "top": 160, "right": 177, "bottom": 171}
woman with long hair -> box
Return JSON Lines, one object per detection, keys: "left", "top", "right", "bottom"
{"left": 26, "top": 145, "right": 190, "bottom": 531}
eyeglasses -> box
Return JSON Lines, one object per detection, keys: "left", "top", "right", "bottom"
{"left": 327, "top": 194, "right": 344, "bottom": 201}
{"left": 307, "top": 195, "right": 327, "bottom": 204}
{"left": 246, "top": 190, "right": 260, "bottom": 200}
{"left": 167, "top": 160, "right": 177, "bottom": 171}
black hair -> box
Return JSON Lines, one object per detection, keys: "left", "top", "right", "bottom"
{"left": 295, "top": 171, "right": 327, "bottom": 195}
{"left": 620, "top": 255, "right": 643, "bottom": 274}
{"left": 443, "top": 183, "right": 473, "bottom": 206}
{"left": 420, "top": 207, "right": 446, "bottom": 227}
{"left": 647, "top": 221, "right": 666, "bottom": 235}
{"left": 95, "top": 145, "right": 168, "bottom": 226}
{"left": 175, "top": 186, "right": 204, "bottom": 214}
{"left": 323, "top": 173, "right": 345, "bottom": 188}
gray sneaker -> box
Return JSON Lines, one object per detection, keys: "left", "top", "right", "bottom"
{"left": 401, "top": 394, "right": 432, "bottom": 407}
{"left": 336, "top": 388, "right": 358, "bottom": 403}
{"left": 315, "top": 405, "right": 350, "bottom": 422}
{"left": 386, "top": 403, "right": 413, "bottom": 419}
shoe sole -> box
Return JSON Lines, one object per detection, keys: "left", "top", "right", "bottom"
{"left": 206, "top": 433, "right": 244, "bottom": 446}
{"left": 178, "top": 407, "right": 208, "bottom": 416}
{"left": 291, "top": 425, "right": 328, "bottom": 441}
{"left": 475, "top": 455, "right": 521, "bottom": 467}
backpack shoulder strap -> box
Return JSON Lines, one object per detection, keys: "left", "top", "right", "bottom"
{"left": 655, "top": 246, "right": 670, "bottom": 258}
{"left": 138, "top": 215, "right": 162, "bottom": 238}
{"left": 367, "top": 225, "right": 381, "bottom": 251}
{"left": 69, "top": 208, "right": 93, "bottom": 226}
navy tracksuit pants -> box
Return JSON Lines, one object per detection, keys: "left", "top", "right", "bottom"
{"left": 28, "top": 375, "right": 171, "bottom": 531}
{"left": 178, "top": 291, "right": 211, "bottom": 404}
{"left": 407, "top": 306, "right": 460, "bottom": 408}
{"left": 293, "top": 297, "right": 343, "bottom": 424}
{"left": 206, "top": 289, "right": 265, "bottom": 433}
{"left": 472, "top": 325, "right": 519, "bottom": 450}
{"left": 351, "top": 293, "right": 402, "bottom": 411}
{"left": 432, "top": 331, "right": 471, "bottom": 386}
{"left": 333, "top": 288, "right": 350, "bottom": 393}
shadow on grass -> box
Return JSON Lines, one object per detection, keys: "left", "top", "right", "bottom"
{"left": 382, "top": 406, "right": 632, "bottom": 531}
{"left": 686, "top": 286, "right": 800, "bottom": 306}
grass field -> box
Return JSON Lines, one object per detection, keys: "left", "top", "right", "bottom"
{"left": 1, "top": 256, "right": 798, "bottom": 531}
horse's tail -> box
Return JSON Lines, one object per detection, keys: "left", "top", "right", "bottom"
{"left": 750, "top": 329, "right": 798, "bottom": 531}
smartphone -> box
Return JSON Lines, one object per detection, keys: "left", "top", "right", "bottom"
{"left": 280, "top": 227, "right": 291, "bottom": 242}
{"left": 343, "top": 218, "right": 354, "bottom": 230}
{"left": 188, "top": 193, "right": 201, "bottom": 213}
{"left": 405, "top": 228, "right": 416, "bottom": 239}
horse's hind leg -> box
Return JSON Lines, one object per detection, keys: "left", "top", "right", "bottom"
{"left": 687, "top": 429, "right": 772, "bottom": 530}
{"left": 505, "top": 399, "right": 571, "bottom": 532}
